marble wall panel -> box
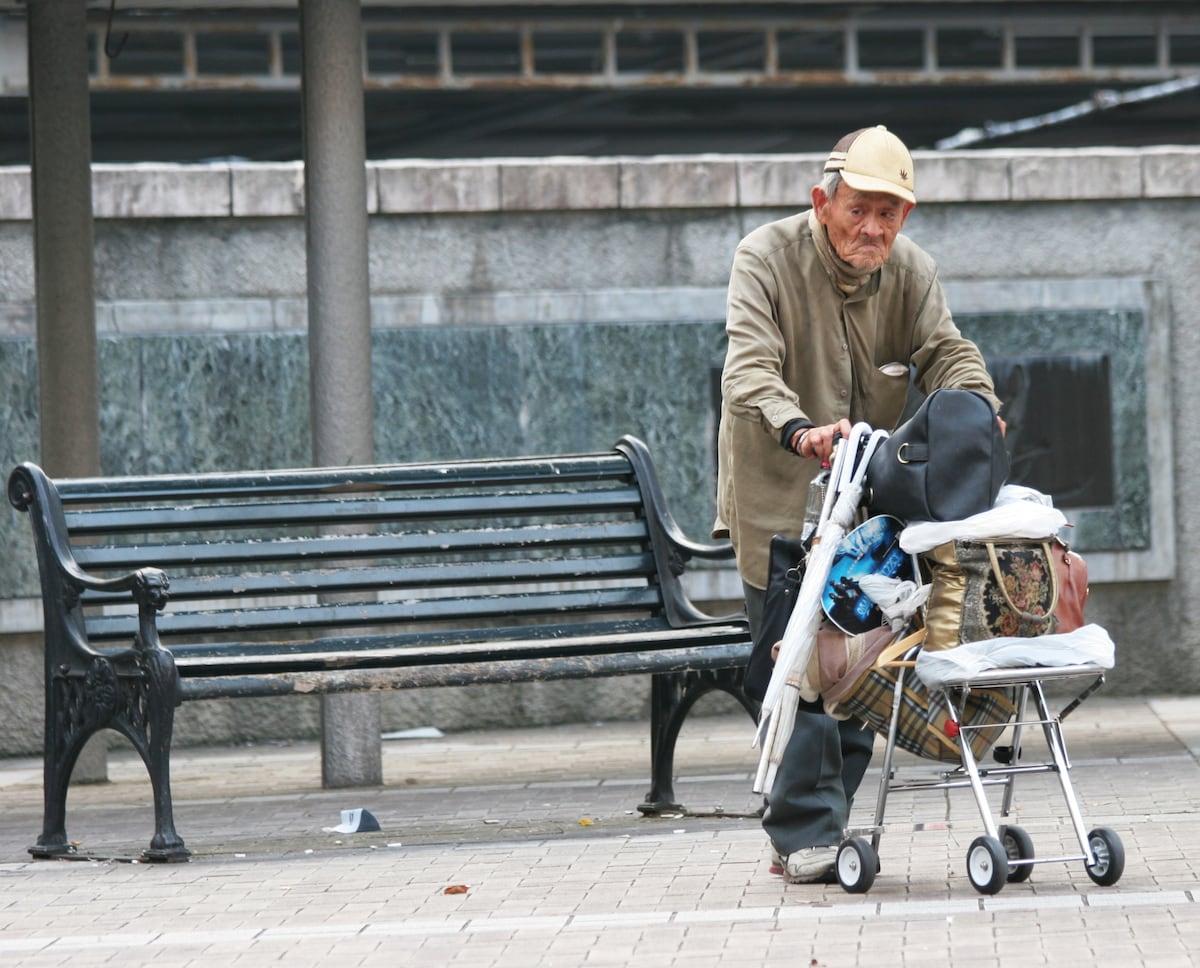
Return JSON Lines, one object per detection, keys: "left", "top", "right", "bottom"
{"left": 0, "top": 309, "right": 1153, "bottom": 601}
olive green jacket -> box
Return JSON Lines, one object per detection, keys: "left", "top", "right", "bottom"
{"left": 715, "top": 210, "right": 999, "bottom": 589}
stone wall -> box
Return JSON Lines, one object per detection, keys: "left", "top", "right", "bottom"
{"left": 1, "top": 146, "right": 1198, "bottom": 754}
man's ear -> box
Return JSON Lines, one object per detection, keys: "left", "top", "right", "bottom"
{"left": 899, "top": 201, "right": 915, "bottom": 226}
{"left": 812, "top": 185, "right": 830, "bottom": 221}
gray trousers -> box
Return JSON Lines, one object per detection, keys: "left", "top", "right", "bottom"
{"left": 744, "top": 582, "right": 875, "bottom": 853}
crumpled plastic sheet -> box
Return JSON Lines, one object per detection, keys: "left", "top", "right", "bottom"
{"left": 914, "top": 623, "right": 1115, "bottom": 689}
{"left": 899, "top": 484, "right": 1068, "bottom": 554}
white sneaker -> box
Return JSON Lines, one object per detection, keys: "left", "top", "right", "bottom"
{"left": 779, "top": 845, "right": 838, "bottom": 884}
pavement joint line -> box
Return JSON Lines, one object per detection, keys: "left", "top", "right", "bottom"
{"left": 0, "top": 758, "right": 1170, "bottom": 800}
{"left": 1, "top": 889, "right": 1194, "bottom": 953}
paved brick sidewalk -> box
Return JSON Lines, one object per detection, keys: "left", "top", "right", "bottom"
{"left": 0, "top": 696, "right": 1197, "bottom": 967}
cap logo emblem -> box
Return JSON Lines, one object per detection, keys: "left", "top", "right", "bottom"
{"left": 899, "top": 168, "right": 909, "bottom": 182}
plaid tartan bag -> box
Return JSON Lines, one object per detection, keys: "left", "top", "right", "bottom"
{"left": 825, "top": 629, "right": 1016, "bottom": 763}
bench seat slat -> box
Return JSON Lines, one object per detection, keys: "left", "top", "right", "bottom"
{"left": 169, "top": 621, "right": 751, "bottom": 677}
{"left": 167, "top": 614, "right": 671, "bottom": 659}
{"left": 179, "top": 643, "right": 753, "bottom": 700}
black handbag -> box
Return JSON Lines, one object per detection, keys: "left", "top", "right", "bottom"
{"left": 866, "top": 388, "right": 1008, "bottom": 524}
{"left": 744, "top": 534, "right": 807, "bottom": 702}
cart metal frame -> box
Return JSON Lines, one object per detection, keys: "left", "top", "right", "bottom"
{"left": 835, "top": 653, "right": 1125, "bottom": 895}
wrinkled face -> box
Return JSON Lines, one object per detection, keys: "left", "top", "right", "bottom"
{"left": 813, "top": 183, "right": 913, "bottom": 271}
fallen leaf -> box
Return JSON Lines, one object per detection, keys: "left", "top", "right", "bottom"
{"left": 443, "top": 884, "right": 470, "bottom": 895}
{"left": 578, "top": 818, "right": 594, "bottom": 826}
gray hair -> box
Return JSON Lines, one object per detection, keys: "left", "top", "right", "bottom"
{"left": 818, "top": 170, "right": 842, "bottom": 198}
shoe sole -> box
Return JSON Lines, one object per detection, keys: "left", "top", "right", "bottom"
{"left": 784, "top": 866, "right": 837, "bottom": 885}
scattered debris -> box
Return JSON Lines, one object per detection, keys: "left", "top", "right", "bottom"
{"left": 322, "top": 808, "right": 381, "bottom": 834}
{"left": 381, "top": 726, "right": 445, "bottom": 740}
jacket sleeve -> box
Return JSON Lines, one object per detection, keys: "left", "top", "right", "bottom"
{"left": 722, "top": 246, "right": 810, "bottom": 436}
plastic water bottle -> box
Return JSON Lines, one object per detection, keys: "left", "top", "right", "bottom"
{"left": 801, "top": 462, "right": 831, "bottom": 543}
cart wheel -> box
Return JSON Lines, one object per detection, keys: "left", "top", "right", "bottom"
{"left": 1085, "top": 827, "right": 1125, "bottom": 886}
{"left": 1000, "top": 825, "right": 1035, "bottom": 883}
{"left": 966, "top": 836, "right": 1009, "bottom": 895}
{"left": 836, "top": 838, "right": 877, "bottom": 894}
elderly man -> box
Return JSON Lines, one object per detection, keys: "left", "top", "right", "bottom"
{"left": 715, "top": 126, "right": 1001, "bottom": 883}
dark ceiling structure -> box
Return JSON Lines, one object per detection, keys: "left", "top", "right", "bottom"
{"left": 0, "top": 1, "right": 1198, "bottom": 163}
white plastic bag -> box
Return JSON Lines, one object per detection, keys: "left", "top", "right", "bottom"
{"left": 914, "top": 624, "right": 1115, "bottom": 689}
{"left": 899, "top": 485, "right": 1067, "bottom": 554}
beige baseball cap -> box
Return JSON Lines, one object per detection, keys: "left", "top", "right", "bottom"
{"left": 823, "top": 125, "right": 916, "bottom": 204}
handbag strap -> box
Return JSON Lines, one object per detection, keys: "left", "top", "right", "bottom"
{"left": 985, "top": 540, "right": 1060, "bottom": 623}
{"left": 876, "top": 626, "right": 928, "bottom": 668}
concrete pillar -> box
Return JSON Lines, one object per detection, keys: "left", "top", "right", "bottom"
{"left": 299, "top": 0, "right": 381, "bottom": 788}
{"left": 27, "top": 0, "right": 107, "bottom": 784}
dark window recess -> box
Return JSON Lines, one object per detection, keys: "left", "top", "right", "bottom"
{"left": 937, "top": 28, "right": 1003, "bottom": 69}
{"left": 195, "top": 33, "right": 271, "bottom": 76}
{"left": 451, "top": 32, "right": 522, "bottom": 75}
{"left": 1015, "top": 34, "right": 1080, "bottom": 68}
{"left": 368, "top": 32, "right": 440, "bottom": 75}
{"left": 105, "top": 32, "right": 184, "bottom": 75}
{"left": 777, "top": 30, "right": 844, "bottom": 71}
{"left": 1093, "top": 35, "right": 1157, "bottom": 67}
{"left": 533, "top": 31, "right": 605, "bottom": 74}
{"left": 697, "top": 31, "right": 764, "bottom": 72}
{"left": 988, "top": 352, "right": 1115, "bottom": 509}
{"left": 1170, "top": 32, "right": 1200, "bottom": 65}
{"left": 858, "top": 29, "right": 924, "bottom": 70}
{"left": 617, "top": 30, "right": 685, "bottom": 73}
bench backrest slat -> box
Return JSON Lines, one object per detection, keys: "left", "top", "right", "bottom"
{"left": 49, "top": 453, "right": 633, "bottom": 504}
{"left": 62, "top": 486, "right": 645, "bottom": 536}
{"left": 79, "top": 551, "right": 658, "bottom": 606}
{"left": 72, "top": 520, "right": 652, "bottom": 572}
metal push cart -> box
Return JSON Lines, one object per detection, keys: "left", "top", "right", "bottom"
{"left": 834, "top": 648, "right": 1125, "bottom": 895}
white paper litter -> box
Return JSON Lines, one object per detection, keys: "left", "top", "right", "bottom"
{"left": 322, "top": 808, "right": 382, "bottom": 834}
{"left": 381, "top": 726, "right": 445, "bottom": 740}
{"left": 914, "top": 624, "right": 1115, "bottom": 689}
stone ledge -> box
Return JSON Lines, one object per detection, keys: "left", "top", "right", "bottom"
{"left": 92, "top": 163, "right": 232, "bottom": 218}
{"left": 1, "top": 147, "right": 1198, "bottom": 221}
{"left": 376, "top": 159, "right": 501, "bottom": 214}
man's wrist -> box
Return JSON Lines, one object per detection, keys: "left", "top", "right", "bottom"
{"left": 780, "top": 418, "right": 814, "bottom": 455}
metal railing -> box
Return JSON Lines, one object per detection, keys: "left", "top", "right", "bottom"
{"left": 44, "top": 9, "right": 1200, "bottom": 93}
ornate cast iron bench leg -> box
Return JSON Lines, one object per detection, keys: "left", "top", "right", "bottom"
{"left": 32, "top": 648, "right": 190, "bottom": 862}
{"left": 638, "top": 668, "right": 759, "bottom": 816}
